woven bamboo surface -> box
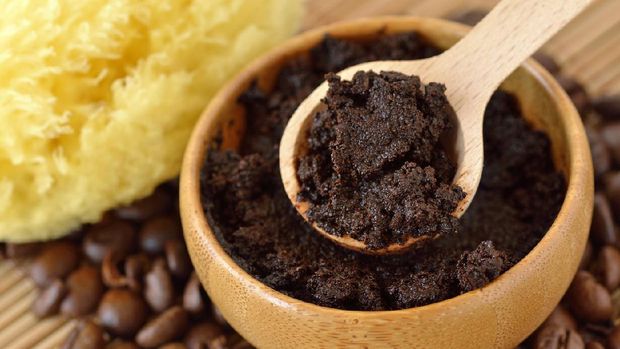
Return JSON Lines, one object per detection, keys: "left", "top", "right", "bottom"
{"left": 0, "top": 1, "right": 617, "bottom": 348}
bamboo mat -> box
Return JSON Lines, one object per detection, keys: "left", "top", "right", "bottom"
{"left": 0, "top": 1, "right": 618, "bottom": 348}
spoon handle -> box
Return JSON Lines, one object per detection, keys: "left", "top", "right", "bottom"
{"left": 436, "top": 0, "right": 592, "bottom": 109}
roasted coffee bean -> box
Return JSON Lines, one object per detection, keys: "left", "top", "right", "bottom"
{"left": 139, "top": 216, "right": 182, "bottom": 254}
{"left": 597, "top": 246, "right": 620, "bottom": 290}
{"left": 591, "top": 193, "right": 617, "bottom": 245}
{"left": 609, "top": 325, "right": 620, "bottom": 349}
{"left": 165, "top": 239, "right": 192, "bottom": 279}
{"left": 61, "top": 265, "right": 104, "bottom": 316}
{"left": 533, "top": 51, "right": 560, "bottom": 74}
{"left": 586, "top": 341, "right": 605, "bottom": 349}
{"left": 124, "top": 253, "right": 151, "bottom": 291}
{"left": 449, "top": 9, "right": 486, "bottom": 26}
{"left": 533, "top": 325, "right": 584, "bottom": 349}
{"left": 102, "top": 251, "right": 133, "bottom": 289}
{"left": 5, "top": 242, "right": 41, "bottom": 258}
{"left": 587, "top": 126, "right": 612, "bottom": 177}
{"left": 593, "top": 94, "right": 620, "bottom": 120}
{"left": 604, "top": 171, "right": 620, "bottom": 218}
{"left": 83, "top": 220, "right": 135, "bottom": 264}
{"left": 160, "top": 343, "right": 187, "bottom": 349}
{"left": 136, "top": 306, "right": 189, "bottom": 348}
{"left": 184, "top": 322, "right": 227, "bottom": 349}
{"left": 144, "top": 258, "right": 175, "bottom": 312}
{"left": 602, "top": 122, "right": 620, "bottom": 165}
{"left": 231, "top": 339, "right": 254, "bottom": 349}
{"left": 580, "top": 242, "right": 593, "bottom": 270}
{"left": 543, "top": 305, "right": 578, "bottom": 331}
{"left": 62, "top": 320, "right": 106, "bottom": 349}
{"left": 116, "top": 188, "right": 171, "bottom": 221}
{"left": 557, "top": 76, "right": 583, "bottom": 95}
{"left": 105, "top": 340, "right": 140, "bottom": 349}
{"left": 212, "top": 305, "right": 228, "bottom": 328}
{"left": 570, "top": 88, "right": 591, "bottom": 115}
{"left": 32, "top": 278, "right": 66, "bottom": 317}
{"left": 183, "top": 273, "right": 206, "bottom": 314}
{"left": 98, "top": 289, "right": 148, "bottom": 337}
{"left": 30, "top": 242, "right": 80, "bottom": 287}
{"left": 568, "top": 271, "right": 613, "bottom": 323}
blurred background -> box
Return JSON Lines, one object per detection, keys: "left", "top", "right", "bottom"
{"left": 306, "top": 0, "right": 620, "bottom": 96}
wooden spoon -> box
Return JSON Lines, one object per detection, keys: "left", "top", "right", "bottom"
{"left": 279, "top": 0, "right": 592, "bottom": 254}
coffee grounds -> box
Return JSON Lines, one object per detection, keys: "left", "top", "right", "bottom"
{"left": 201, "top": 32, "right": 566, "bottom": 311}
{"left": 297, "top": 71, "right": 465, "bottom": 249}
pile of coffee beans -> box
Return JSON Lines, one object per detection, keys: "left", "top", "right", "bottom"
{"left": 1, "top": 183, "right": 253, "bottom": 349}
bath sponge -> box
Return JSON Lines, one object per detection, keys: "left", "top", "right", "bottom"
{"left": 0, "top": 0, "right": 302, "bottom": 242}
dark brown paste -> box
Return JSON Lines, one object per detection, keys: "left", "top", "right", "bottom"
{"left": 201, "top": 33, "right": 566, "bottom": 310}
{"left": 297, "top": 71, "right": 465, "bottom": 249}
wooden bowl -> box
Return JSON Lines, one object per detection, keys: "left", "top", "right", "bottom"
{"left": 180, "top": 17, "right": 594, "bottom": 349}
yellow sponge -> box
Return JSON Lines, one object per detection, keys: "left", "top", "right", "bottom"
{"left": 0, "top": 0, "right": 302, "bottom": 242}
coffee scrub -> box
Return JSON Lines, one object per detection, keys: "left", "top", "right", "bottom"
{"left": 201, "top": 32, "right": 566, "bottom": 311}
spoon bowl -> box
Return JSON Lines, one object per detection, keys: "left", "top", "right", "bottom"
{"left": 181, "top": 16, "right": 593, "bottom": 348}
{"left": 280, "top": 0, "right": 591, "bottom": 254}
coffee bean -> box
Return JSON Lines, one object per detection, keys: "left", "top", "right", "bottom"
{"left": 144, "top": 259, "right": 175, "bottom": 312}
{"left": 602, "top": 122, "right": 620, "bottom": 165}
{"left": 212, "top": 305, "right": 228, "bottom": 328}
{"left": 533, "top": 51, "right": 560, "bottom": 74}
{"left": 105, "top": 340, "right": 140, "bottom": 349}
{"left": 593, "top": 94, "right": 620, "bottom": 120}
{"left": 231, "top": 339, "right": 254, "bottom": 349}
{"left": 102, "top": 251, "right": 133, "bottom": 289}
{"left": 557, "top": 76, "right": 583, "bottom": 96}
{"left": 160, "top": 343, "right": 187, "bottom": 349}
{"left": 184, "top": 322, "right": 227, "bottom": 349}
{"left": 83, "top": 220, "right": 135, "bottom": 264}
{"left": 116, "top": 188, "right": 171, "bottom": 221}
{"left": 32, "top": 278, "right": 66, "bottom": 317}
{"left": 568, "top": 271, "right": 613, "bottom": 323}
{"left": 136, "top": 306, "right": 189, "bottom": 348}
{"left": 62, "top": 320, "right": 106, "bottom": 349}
{"left": 5, "top": 242, "right": 41, "bottom": 258}
{"left": 61, "top": 265, "right": 104, "bottom": 316}
{"left": 165, "top": 239, "right": 192, "bottom": 279}
{"left": 140, "top": 216, "right": 182, "bottom": 254}
{"left": 543, "top": 305, "right": 578, "bottom": 331}
{"left": 604, "top": 171, "right": 620, "bottom": 217}
{"left": 448, "top": 9, "right": 487, "bottom": 26}
{"left": 597, "top": 246, "right": 620, "bottom": 290}
{"left": 591, "top": 193, "right": 617, "bottom": 245}
{"left": 183, "top": 273, "right": 206, "bottom": 314}
{"left": 609, "top": 325, "right": 620, "bottom": 349}
{"left": 587, "top": 126, "right": 612, "bottom": 178}
{"left": 580, "top": 242, "right": 593, "bottom": 270}
{"left": 571, "top": 88, "right": 591, "bottom": 115}
{"left": 30, "top": 242, "right": 80, "bottom": 287}
{"left": 124, "top": 253, "right": 151, "bottom": 291}
{"left": 586, "top": 341, "right": 605, "bottom": 349}
{"left": 533, "top": 325, "right": 584, "bottom": 349}
{"left": 98, "top": 289, "right": 148, "bottom": 337}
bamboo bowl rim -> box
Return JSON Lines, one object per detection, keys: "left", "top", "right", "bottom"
{"left": 180, "top": 16, "right": 593, "bottom": 318}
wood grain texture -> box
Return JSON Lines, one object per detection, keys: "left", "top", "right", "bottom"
{"left": 181, "top": 17, "right": 593, "bottom": 349}
{"left": 0, "top": 0, "right": 615, "bottom": 347}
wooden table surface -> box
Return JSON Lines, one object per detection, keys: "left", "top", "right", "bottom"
{"left": 0, "top": 1, "right": 618, "bottom": 348}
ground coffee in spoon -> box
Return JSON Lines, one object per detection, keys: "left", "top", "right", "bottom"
{"left": 297, "top": 70, "right": 465, "bottom": 249}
